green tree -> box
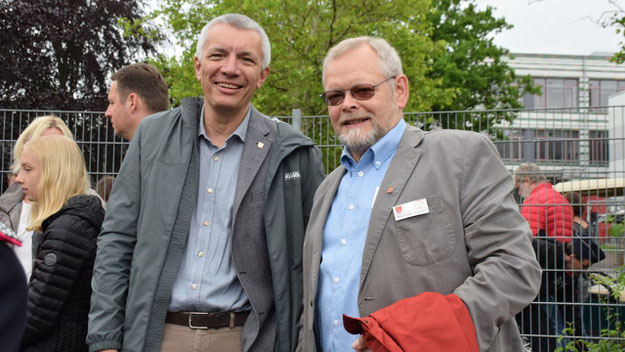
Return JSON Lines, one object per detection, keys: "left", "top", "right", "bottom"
{"left": 153, "top": 0, "right": 448, "bottom": 115}
{"left": 427, "top": 0, "right": 535, "bottom": 111}
{"left": 609, "top": 7, "right": 625, "bottom": 64}
{"left": 152, "top": 0, "right": 532, "bottom": 119}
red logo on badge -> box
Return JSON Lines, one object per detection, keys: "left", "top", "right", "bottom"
{"left": 395, "top": 205, "right": 402, "bottom": 213}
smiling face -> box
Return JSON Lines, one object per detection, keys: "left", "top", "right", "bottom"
{"left": 15, "top": 148, "right": 41, "bottom": 202}
{"left": 323, "top": 44, "right": 408, "bottom": 161}
{"left": 194, "top": 24, "right": 269, "bottom": 119}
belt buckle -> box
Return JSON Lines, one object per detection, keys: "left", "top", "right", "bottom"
{"left": 188, "top": 312, "right": 209, "bottom": 330}
{"left": 229, "top": 312, "right": 235, "bottom": 329}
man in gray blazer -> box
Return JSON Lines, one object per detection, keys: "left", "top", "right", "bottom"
{"left": 298, "top": 37, "right": 541, "bottom": 351}
{"left": 88, "top": 14, "right": 324, "bottom": 352}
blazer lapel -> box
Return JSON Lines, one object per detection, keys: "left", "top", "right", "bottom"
{"left": 308, "top": 167, "right": 346, "bottom": 296}
{"left": 232, "top": 106, "right": 273, "bottom": 217}
{"left": 359, "top": 126, "right": 425, "bottom": 289}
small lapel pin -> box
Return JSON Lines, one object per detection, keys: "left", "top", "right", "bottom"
{"left": 257, "top": 142, "right": 264, "bottom": 149}
{"left": 386, "top": 187, "right": 394, "bottom": 194}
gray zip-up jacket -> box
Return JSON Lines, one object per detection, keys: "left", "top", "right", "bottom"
{"left": 87, "top": 98, "right": 325, "bottom": 352}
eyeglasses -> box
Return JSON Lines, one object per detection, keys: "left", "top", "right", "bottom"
{"left": 320, "top": 76, "right": 396, "bottom": 106}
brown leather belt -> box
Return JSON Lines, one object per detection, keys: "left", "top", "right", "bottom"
{"left": 166, "top": 311, "right": 250, "bottom": 330}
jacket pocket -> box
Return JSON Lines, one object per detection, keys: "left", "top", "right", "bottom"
{"left": 393, "top": 195, "right": 456, "bottom": 266}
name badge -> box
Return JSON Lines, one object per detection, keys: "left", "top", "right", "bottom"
{"left": 393, "top": 198, "right": 429, "bottom": 221}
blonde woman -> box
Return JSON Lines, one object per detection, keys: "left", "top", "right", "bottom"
{"left": 16, "top": 135, "right": 104, "bottom": 352}
{"left": 0, "top": 115, "right": 73, "bottom": 280}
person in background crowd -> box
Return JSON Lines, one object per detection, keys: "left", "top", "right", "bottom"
{"left": 298, "top": 36, "right": 541, "bottom": 352}
{"left": 17, "top": 135, "right": 104, "bottom": 351}
{"left": 88, "top": 13, "right": 324, "bottom": 352}
{"left": 0, "top": 221, "right": 27, "bottom": 352}
{"left": 515, "top": 163, "right": 574, "bottom": 242}
{"left": 519, "top": 234, "right": 605, "bottom": 352}
{"left": 0, "top": 115, "right": 73, "bottom": 279}
{"left": 105, "top": 63, "right": 169, "bottom": 140}
{"left": 95, "top": 176, "right": 115, "bottom": 204}
{"left": 564, "top": 191, "right": 595, "bottom": 238}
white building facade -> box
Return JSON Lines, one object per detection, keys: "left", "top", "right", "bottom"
{"left": 501, "top": 52, "right": 625, "bottom": 181}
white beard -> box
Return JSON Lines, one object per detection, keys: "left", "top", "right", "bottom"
{"left": 338, "top": 121, "right": 386, "bottom": 157}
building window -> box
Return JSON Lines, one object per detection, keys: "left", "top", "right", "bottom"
{"left": 588, "top": 130, "right": 609, "bottom": 165}
{"left": 496, "top": 129, "right": 579, "bottom": 164}
{"left": 522, "top": 78, "right": 578, "bottom": 108}
{"left": 535, "top": 129, "right": 579, "bottom": 162}
{"left": 496, "top": 129, "right": 524, "bottom": 161}
{"left": 589, "top": 79, "right": 625, "bottom": 107}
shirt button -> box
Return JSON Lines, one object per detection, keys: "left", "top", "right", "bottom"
{"left": 348, "top": 204, "right": 354, "bottom": 210}
{"left": 198, "top": 251, "right": 204, "bottom": 257}
{"left": 357, "top": 171, "right": 364, "bottom": 177}
{"left": 213, "top": 156, "right": 220, "bottom": 162}
{"left": 191, "top": 283, "right": 198, "bottom": 290}
{"left": 207, "top": 188, "right": 214, "bottom": 194}
{"left": 340, "top": 239, "right": 347, "bottom": 245}
{"left": 332, "top": 276, "right": 340, "bottom": 284}
{"left": 203, "top": 220, "right": 209, "bottom": 226}
{"left": 333, "top": 320, "right": 340, "bottom": 327}
{"left": 375, "top": 161, "right": 381, "bottom": 166}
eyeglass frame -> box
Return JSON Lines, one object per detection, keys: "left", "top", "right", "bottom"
{"left": 320, "top": 76, "right": 396, "bottom": 106}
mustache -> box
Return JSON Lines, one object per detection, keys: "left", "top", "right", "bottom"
{"left": 338, "top": 113, "right": 374, "bottom": 125}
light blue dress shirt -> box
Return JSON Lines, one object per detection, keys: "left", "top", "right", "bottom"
{"left": 169, "top": 106, "right": 252, "bottom": 312}
{"left": 315, "top": 119, "right": 406, "bottom": 351}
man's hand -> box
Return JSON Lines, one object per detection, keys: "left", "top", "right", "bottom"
{"left": 352, "top": 335, "right": 373, "bottom": 351}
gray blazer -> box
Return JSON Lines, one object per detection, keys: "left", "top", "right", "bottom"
{"left": 299, "top": 126, "right": 541, "bottom": 351}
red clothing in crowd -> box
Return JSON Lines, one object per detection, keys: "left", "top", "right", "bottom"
{"left": 520, "top": 182, "right": 573, "bottom": 242}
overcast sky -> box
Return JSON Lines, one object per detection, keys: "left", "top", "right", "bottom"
{"left": 473, "top": 0, "right": 624, "bottom": 55}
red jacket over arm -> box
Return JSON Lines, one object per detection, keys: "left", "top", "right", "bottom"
{"left": 343, "top": 292, "right": 478, "bottom": 352}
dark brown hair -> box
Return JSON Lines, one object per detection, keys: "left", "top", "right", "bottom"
{"left": 112, "top": 63, "right": 169, "bottom": 113}
{"left": 564, "top": 191, "right": 584, "bottom": 218}
{"left": 96, "top": 175, "right": 116, "bottom": 202}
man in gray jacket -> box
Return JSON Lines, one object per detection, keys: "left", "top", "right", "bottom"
{"left": 298, "top": 37, "right": 541, "bottom": 351}
{"left": 88, "top": 14, "right": 324, "bottom": 352}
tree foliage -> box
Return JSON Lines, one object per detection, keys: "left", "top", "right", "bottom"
{"left": 152, "top": 0, "right": 533, "bottom": 119}
{"left": 610, "top": 10, "right": 625, "bottom": 64}
{"left": 153, "top": 0, "right": 440, "bottom": 115}
{"left": 0, "top": 0, "right": 161, "bottom": 110}
{"left": 427, "top": 0, "right": 535, "bottom": 111}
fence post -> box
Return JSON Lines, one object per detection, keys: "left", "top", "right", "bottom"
{"left": 523, "top": 129, "right": 535, "bottom": 162}
{"left": 292, "top": 109, "right": 302, "bottom": 131}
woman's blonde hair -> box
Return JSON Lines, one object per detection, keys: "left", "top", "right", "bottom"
{"left": 11, "top": 115, "right": 73, "bottom": 174}
{"left": 24, "top": 135, "right": 90, "bottom": 231}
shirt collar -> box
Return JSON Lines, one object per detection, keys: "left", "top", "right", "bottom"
{"left": 340, "top": 119, "right": 406, "bottom": 171}
{"left": 198, "top": 102, "right": 252, "bottom": 143}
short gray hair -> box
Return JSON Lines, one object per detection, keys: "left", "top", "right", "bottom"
{"left": 514, "top": 163, "right": 546, "bottom": 184}
{"left": 322, "top": 36, "right": 403, "bottom": 85}
{"left": 195, "top": 13, "right": 271, "bottom": 70}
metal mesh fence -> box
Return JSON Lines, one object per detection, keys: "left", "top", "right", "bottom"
{"left": 0, "top": 109, "right": 126, "bottom": 190}
{"left": 1, "top": 106, "right": 624, "bottom": 349}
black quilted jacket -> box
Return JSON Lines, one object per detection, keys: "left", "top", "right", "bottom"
{"left": 21, "top": 194, "right": 104, "bottom": 352}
